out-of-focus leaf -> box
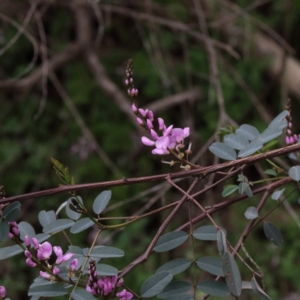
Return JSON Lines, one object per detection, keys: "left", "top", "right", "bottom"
{"left": 263, "top": 222, "right": 283, "bottom": 246}
{"left": 70, "top": 218, "right": 94, "bottom": 234}
{"left": 43, "top": 219, "right": 74, "bottom": 234}
{"left": 197, "top": 280, "right": 230, "bottom": 297}
{"left": 222, "top": 185, "right": 238, "bottom": 197}
{"left": 196, "top": 257, "right": 224, "bottom": 276}
{"left": 156, "top": 258, "right": 191, "bottom": 275}
{"left": 244, "top": 207, "right": 258, "bottom": 220}
{"left": 158, "top": 281, "right": 192, "bottom": 299}
{"left": 236, "top": 124, "right": 260, "bottom": 141}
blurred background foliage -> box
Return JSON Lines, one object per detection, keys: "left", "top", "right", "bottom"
{"left": 1, "top": 0, "right": 300, "bottom": 299}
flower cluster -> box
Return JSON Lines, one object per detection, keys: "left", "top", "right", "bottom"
{"left": 86, "top": 260, "right": 133, "bottom": 300}
{"left": 0, "top": 286, "right": 6, "bottom": 300}
{"left": 126, "top": 59, "right": 190, "bottom": 156}
{"left": 24, "top": 237, "right": 76, "bottom": 280}
{"left": 285, "top": 100, "right": 298, "bottom": 145}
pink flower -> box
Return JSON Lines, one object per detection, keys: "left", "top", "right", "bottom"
{"left": 40, "top": 271, "right": 51, "bottom": 279}
{"left": 24, "top": 235, "right": 31, "bottom": 248}
{"left": 0, "top": 286, "right": 6, "bottom": 298}
{"left": 26, "top": 258, "right": 37, "bottom": 268}
{"left": 53, "top": 266, "right": 60, "bottom": 275}
{"left": 53, "top": 246, "right": 74, "bottom": 264}
{"left": 69, "top": 258, "right": 78, "bottom": 271}
{"left": 32, "top": 237, "right": 39, "bottom": 250}
{"left": 37, "top": 242, "right": 52, "bottom": 260}
{"left": 116, "top": 289, "right": 133, "bottom": 300}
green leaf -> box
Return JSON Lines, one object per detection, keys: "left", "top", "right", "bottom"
{"left": 158, "top": 281, "right": 192, "bottom": 299}
{"left": 156, "top": 258, "right": 191, "bottom": 275}
{"left": 244, "top": 207, "right": 258, "bottom": 220}
{"left": 71, "top": 289, "right": 97, "bottom": 300}
{"left": 66, "top": 197, "right": 82, "bottom": 220}
{"left": 0, "top": 221, "right": 9, "bottom": 242}
{"left": 90, "top": 246, "right": 124, "bottom": 258}
{"left": 18, "top": 221, "right": 36, "bottom": 240}
{"left": 222, "top": 251, "right": 242, "bottom": 296}
{"left": 196, "top": 257, "right": 224, "bottom": 276}
{"left": 28, "top": 282, "right": 68, "bottom": 297}
{"left": 271, "top": 188, "right": 285, "bottom": 200}
{"left": 238, "top": 140, "right": 262, "bottom": 157}
{"left": 38, "top": 210, "right": 56, "bottom": 228}
{"left": 0, "top": 244, "right": 24, "bottom": 260}
{"left": 236, "top": 124, "right": 259, "bottom": 141}
{"left": 263, "top": 222, "right": 283, "bottom": 246}
{"left": 93, "top": 190, "right": 112, "bottom": 214}
{"left": 193, "top": 226, "right": 226, "bottom": 241}
{"left": 140, "top": 272, "right": 173, "bottom": 298}
{"left": 95, "top": 263, "right": 118, "bottom": 276}
{"left": 222, "top": 185, "right": 238, "bottom": 197}
{"left": 224, "top": 133, "right": 248, "bottom": 150}
{"left": 154, "top": 231, "right": 188, "bottom": 252}
{"left": 238, "top": 182, "right": 253, "bottom": 197}
{"left": 70, "top": 217, "right": 94, "bottom": 234}
{"left": 42, "top": 219, "right": 74, "bottom": 234}
{"left": 209, "top": 142, "right": 237, "bottom": 161}
{"left": 197, "top": 280, "right": 230, "bottom": 297}
{"left": 251, "top": 277, "right": 273, "bottom": 300}
{"left": 34, "top": 233, "right": 51, "bottom": 243}
{"left": 217, "top": 230, "right": 227, "bottom": 256}
{"left": 289, "top": 166, "right": 300, "bottom": 181}
{"left": 2, "top": 202, "right": 21, "bottom": 221}
{"left": 264, "top": 169, "right": 277, "bottom": 176}
{"left": 68, "top": 245, "right": 84, "bottom": 256}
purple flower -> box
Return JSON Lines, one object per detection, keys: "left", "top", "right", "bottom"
{"left": 0, "top": 286, "right": 6, "bottom": 298}
{"left": 69, "top": 258, "right": 78, "bottom": 271}
{"left": 37, "top": 242, "right": 52, "bottom": 260}
{"left": 26, "top": 258, "right": 37, "bottom": 268}
{"left": 24, "top": 235, "right": 31, "bottom": 248}
{"left": 116, "top": 289, "right": 133, "bottom": 300}
{"left": 40, "top": 271, "right": 51, "bottom": 279}
{"left": 53, "top": 266, "right": 60, "bottom": 275}
{"left": 32, "top": 237, "right": 39, "bottom": 250}
{"left": 53, "top": 246, "right": 74, "bottom": 264}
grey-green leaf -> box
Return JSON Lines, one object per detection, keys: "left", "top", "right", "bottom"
{"left": 93, "top": 190, "right": 112, "bottom": 214}
{"left": 222, "top": 251, "right": 242, "bottom": 296}
{"left": 18, "top": 221, "right": 36, "bottom": 240}
{"left": 158, "top": 281, "right": 192, "bottom": 299}
{"left": 236, "top": 124, "right": 260, "bottom": 141}
{"left": 71, "top": 289, "right": 97, "bottom": 300}
{"left": 91, "top": 246, "right": 124, "bottom": 258}
{"left": 197, "top": 280, "right": 230, "bottom": 297}
{"left": 259, "top": 126, "right": 283, "bottom": 143}
{"left": 271, "top": 188, "right": 285, "bottom": 200}
{"left": 263, "top": 222, "right": 283, "bottom": 246}
{"left": 269, "top": 110, "right": 288, "bottom": 126}
{"left": 193, "top": 226, "right": 226, "bottom": 241}
{"left": 0, "top": 221, "right": 9, "bottom": 242}
{"left": 197, "top": 257, "right": 224, "bottom": 276}
{"left": 244, "top": 207, "right": 258, "bottom": 220}
{"left": 2, "top": 202, "right": 21, "bottom": 221}
{"left": 38, "top": 210, "right": 56, "bottom": 228}
{"left": 43, "top": 219, "right": 74, "bottom": 234}
{"left": 217, "top": 230, "right": 227, "bottom": 256}
{"left": 154, "top": 231, "right": 188, "bottom": 252}
{"left": 251, "top": 277, "right": 272, "bottom": 300}
{"left": 0, "top": 244, "right": 23, "bottom": 260}
{"left": 238, "top": 140, "right": 262, "bottom": 157}
{"left": 140, "top": 272, "right": 173, "bottom": 298}
{"left": 156, "top": 258, "right": 191, "bottom": 275}
{"left": 66, "top": 198, "right": 82, "bottom": 220}
{"left": 28, "top": 283, "right": 68, "bottom": 297}
{"left": 70, "top": 218, "right": 94, "bottom": 234}
{"left": 224, "top": 134, "right": 248, "bottom": 150}
{"left": 289, "top": 166, "right": 300, "bottom": 181}
{"left": 209, "top": 142, "right": 237, "bottom": 161}
{"left": 222, "top": 185, "right": 238, "bottom": 197}
{"left": 95, "top": 264, "right": 118, "bottom": 276}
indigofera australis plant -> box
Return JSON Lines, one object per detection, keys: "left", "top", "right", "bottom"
{"left": 1, "top": 60, "right": 300, "bottom": 300}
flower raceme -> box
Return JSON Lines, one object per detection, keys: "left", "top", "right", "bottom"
{"left": 24, "top": 236, "right": 75, "bottom": 279}
{"left": 132, "top": 105, "right": 190, "bottom": 155}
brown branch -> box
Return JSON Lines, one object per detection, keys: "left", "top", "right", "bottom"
{"left": 2, "top": 143, "right": 300, "bottom": 204}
